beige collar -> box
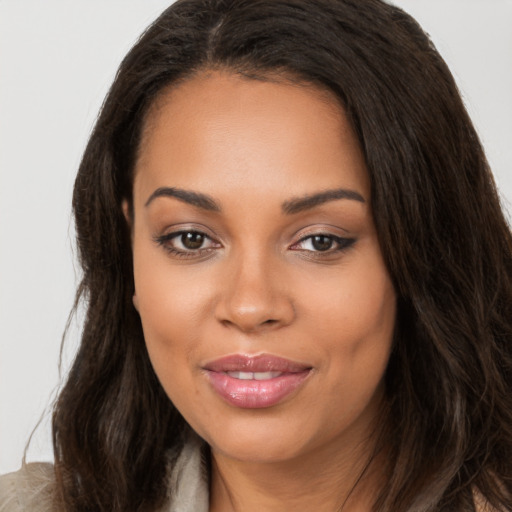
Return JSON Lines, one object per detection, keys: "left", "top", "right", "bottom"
{"left": 167, "top": 433, "right": 209, "bottom": 512}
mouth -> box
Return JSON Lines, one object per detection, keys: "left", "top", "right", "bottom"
{"left": 203, "top": 354, "right": 312, "bottom": 409}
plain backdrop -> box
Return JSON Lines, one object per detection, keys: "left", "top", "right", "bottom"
{"left": 1, "top": 0, "right": 511, "bottom": 474}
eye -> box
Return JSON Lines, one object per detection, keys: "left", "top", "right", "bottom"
{"left": 176, "top": 231, "right": 208, "bottom": 250}
{"left": 154, "top": 230, "right": 221, "bottom": 257}
{"left": 291, "top": 234, "right": 355, "bottom": 254}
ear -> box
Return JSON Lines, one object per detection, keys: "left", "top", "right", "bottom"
{"left": 122, "top": 200, "right": 138, "bottom": 310}
{"left": 122, "top": 199, "right": 132, "bottom": 226}
{"left": 122, "top": 199, "right": 135, "bottom": 251}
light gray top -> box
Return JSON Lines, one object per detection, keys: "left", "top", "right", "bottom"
{"left": 0, "top": 435, "right": 209, "bottom": 512}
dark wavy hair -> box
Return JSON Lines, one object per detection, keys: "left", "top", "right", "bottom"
{"left": 52, "top": 0, "right": 512, "bottom": 510}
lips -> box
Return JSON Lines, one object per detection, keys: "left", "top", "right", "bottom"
{"left": 203, "top": 354, "right": 312, "bottom": 409}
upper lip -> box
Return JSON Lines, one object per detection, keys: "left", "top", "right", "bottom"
{"left": 203, "top": 354, "right": 311, "bottom": 373}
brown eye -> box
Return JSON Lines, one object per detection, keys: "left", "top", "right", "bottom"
{"left": 154, "top": 229, "right": 220, "bottom": 257}
{"left": 181, "top": 232, "right": 205, "bottom": 250}
{"left": 311, "top": 235, "right": 334, "bottom": 251}
{"left": 290, "top": 233, "right": 356, "bottom": 255}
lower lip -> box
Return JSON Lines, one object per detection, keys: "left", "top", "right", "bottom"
{"left": 205, "top": 371, "right": 311, "bottom": 409}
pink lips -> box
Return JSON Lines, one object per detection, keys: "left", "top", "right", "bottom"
{"left": 203, "top": 354, "right": 311, "bottom": 409}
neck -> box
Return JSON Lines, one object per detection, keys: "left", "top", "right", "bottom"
{"left": 209, "top": 416, "right": 388, "bottom": 512}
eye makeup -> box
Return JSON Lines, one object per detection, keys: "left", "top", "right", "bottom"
{"left": 153, "top": 227, "right": 356, "bottom": 262}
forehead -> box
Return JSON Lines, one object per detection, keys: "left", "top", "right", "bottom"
{"left": 133, "top": 70, "right": 369, "bottom": 205}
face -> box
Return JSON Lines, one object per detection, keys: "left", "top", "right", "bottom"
{"left": 130, "top": 71, "right": 396, "bottom": 464}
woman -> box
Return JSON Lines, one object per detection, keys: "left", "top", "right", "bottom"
{"left": 1, "top": 0, "right": 512, "bottom": 510}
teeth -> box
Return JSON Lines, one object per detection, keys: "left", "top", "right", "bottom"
{"left": 227, "top": 371, "right": 254, "bottom": 380}
{"left": 226, "top": 371, "right": 282, "bottom": 380}
{"left": 254, "top": 371, "right": 282, "bottom": 380}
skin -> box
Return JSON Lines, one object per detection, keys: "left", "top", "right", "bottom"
{"left": 129, "top": 71, "right": 396, "bottom": 511}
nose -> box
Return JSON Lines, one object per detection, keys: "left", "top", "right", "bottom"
{"left": 214, "top": 250, "right": 295, "bottom": 333}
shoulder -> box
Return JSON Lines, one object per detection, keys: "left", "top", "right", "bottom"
{"left": 0, "top": 438, "right": 208, "bottom": 512}
{"left": 0, "top": 463, "right": 57, "bottom": 512}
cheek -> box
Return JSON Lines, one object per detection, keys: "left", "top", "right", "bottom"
{"left": 132, "top": 242, "right": 212, "bottom": 388}
{"left": 133, "top": 229, "right": 213, "bottom": 328}
{"left": 297, "top": 258, "right": 395, "bottom": 346}
{"left": 295, "top": 252, "right": 396, "bottom": 396}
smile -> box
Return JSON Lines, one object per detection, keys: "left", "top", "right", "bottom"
{"left": 203, "top": 354, "right": 312, "bottom": 409}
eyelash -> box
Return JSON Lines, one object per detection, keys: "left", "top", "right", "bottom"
{"left": 290, "top": 234, "right": 355, "bottom": 254}
{"left": 154, "top": 231, "right": 220, "bottom": 259}
{"left": 154, "top": 230, "right": 355, "bottom": 259}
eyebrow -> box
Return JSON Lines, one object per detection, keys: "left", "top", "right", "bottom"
{"left": 144, "top": 186, "right": 365, "bottom": 214}
{"left": 282, "top": 188, "right": 365, "bottom": 214}
{"left": 145, "top": 187, "right": 221, "bottom": 211}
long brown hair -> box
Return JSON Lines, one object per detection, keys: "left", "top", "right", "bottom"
{"left": 53, "top": 0, "right": 512, "bottom": 510}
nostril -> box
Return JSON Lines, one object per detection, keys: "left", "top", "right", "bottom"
{"left": 220, "top": 317, "right": 278, "bottom": 331}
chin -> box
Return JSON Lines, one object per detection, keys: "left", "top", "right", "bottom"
{"left": 211, "top": 435, "right": 310, "bottom": 464}
{"left": 192, "top": 411, "right": 333, "bottom": 465}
